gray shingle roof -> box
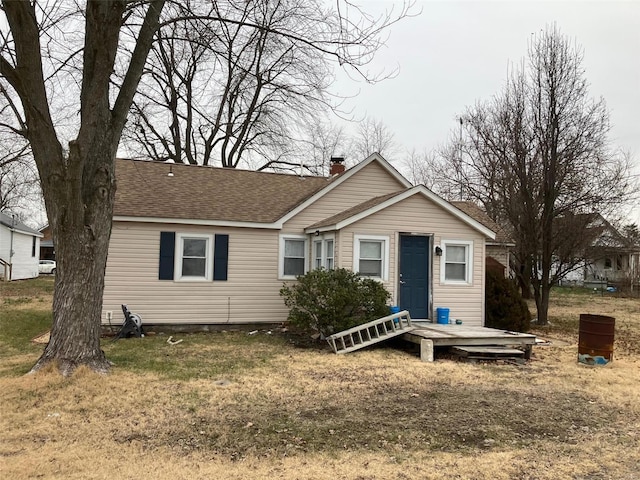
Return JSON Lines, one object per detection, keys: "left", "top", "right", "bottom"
{"left": 0, "top": 211, "right": 42, "bottom": 236}
{"left": 450, "top": 201, "right": 514, "bottom": 244}
{"left": 114, "top": 159, "right": 336, "bottom": 223}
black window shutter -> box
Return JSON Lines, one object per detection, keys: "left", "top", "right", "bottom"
{"left": 213, "top": 234, "right": 229, "bottom": 281}
{"left": 159, "top": 232, "right": 175, "bottom": 280}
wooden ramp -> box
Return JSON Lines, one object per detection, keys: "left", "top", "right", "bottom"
{"left": 326, "top": 310, "right": 415, "bottom": 354}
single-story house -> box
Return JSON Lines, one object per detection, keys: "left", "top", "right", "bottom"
{"left": 0, "top": 211, "right": 42, "bottom": 281}
{"left": 102, "top": 154, "right": 496, "bottom": 328}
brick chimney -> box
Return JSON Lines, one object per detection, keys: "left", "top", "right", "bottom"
{"left": 329, "top": 157, "right": 346, "bottom": 175}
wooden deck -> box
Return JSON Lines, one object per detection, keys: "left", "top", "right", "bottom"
{"left": 402, "top": 324, "right": 536, "bottom": 362}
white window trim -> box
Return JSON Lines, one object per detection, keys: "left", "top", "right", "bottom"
{"left": 440, "top": 239, "right": 473, "bottom": 285}
{"left": 279, "top": 234, "right": 309, "bottom": 280}
{"left": 175, "top": 233, "right": 214, "bottom": 282}
{"left": 353, "top": 234, "right": 390, "bottom": 281}
{"left": 312, "top": 234, "right": 335, "bottom": 271}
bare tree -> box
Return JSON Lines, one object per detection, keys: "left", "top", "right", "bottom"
{"left": 0, "top": 84, "right": 41, "bottom": 216}
{"left": 350, "top": 116, "right": 399, "bottom": 161}
{"left": 0, "top": 0, "right": 412, "bottom": 375}
{"left": 438, "top": 26, "right": 635, "bottom": 324}
{"left": 122, "top": 0, "right": 411, "bottom": 170}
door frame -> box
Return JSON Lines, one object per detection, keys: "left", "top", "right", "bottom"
{"left": 397, "top": 232, "right": 434, "bottom": 321}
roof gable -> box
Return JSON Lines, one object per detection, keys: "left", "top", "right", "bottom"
{"left": 277, "top": 153, "right": 412, "bottom": 225}
{"left": 305, "top": 186, "right": 496, "bottom": 239}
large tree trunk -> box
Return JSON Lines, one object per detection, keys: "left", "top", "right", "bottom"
{"left": 31, "top": 144, "right": 116, "bottom": 375}
{"left": 0, "top": 0, "right": 166, "bottom": 376}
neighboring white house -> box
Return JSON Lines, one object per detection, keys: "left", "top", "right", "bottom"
{"left": 0, "top": 211, "right": 42, "bottom": 281}
{"left": 559, "top": 214, "right": 640, "bottom": 288}
{"left": 102, "top": 154, "right": 496, "bottom": 328}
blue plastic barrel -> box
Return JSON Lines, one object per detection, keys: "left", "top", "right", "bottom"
{"left": 389, "top": 306, "right": 401, "bottom": 314}
{"left": 436, "top": 307, "right": 450, "bottom": 324}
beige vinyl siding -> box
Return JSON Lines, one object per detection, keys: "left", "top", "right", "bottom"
{"left": 282, "top": 161, "right": 406, "bottom": 233}
{"left": 339, "top": 195, "right": 487, "bottom": 326}
{"left": 103, "top": 222, "right": 290, "bottom": 325}
{"left": 487, "top": 245, "right": 511, "bottom": 274}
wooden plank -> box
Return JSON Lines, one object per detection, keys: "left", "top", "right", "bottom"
{"left": 452, "top": 346, "right": 524, "bottom": 357}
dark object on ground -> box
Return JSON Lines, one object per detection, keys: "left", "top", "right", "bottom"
{"left": 114, "top": 304, "right": 145, "bottom": 339}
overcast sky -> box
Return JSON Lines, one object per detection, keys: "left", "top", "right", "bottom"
{"left": 334, "top": 0, "right": 640, "bottom": 221}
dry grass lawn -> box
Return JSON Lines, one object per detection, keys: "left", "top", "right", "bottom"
{"left": 1, "top": 279, "right": 639, "bottom": 479}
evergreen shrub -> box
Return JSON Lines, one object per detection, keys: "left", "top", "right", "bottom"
{"left": 485, "top": 269, "right": 531, "bottom": 332}
{"left": 280, "top": 268, "right": 391, "bottom": 337}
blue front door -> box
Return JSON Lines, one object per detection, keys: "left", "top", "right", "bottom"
{"left": 399, "top": 234, "right": 430, "bottom": 320}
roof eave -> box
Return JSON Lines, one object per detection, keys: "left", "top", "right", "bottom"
{"left": 114, "top": 215, "right": 282, "bottom": 230}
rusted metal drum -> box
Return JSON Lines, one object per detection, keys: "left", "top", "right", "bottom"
{"left": 578, "top": 314, "right": 615, "bottom": 365}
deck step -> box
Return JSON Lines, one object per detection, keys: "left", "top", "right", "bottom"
{"left": 451, "top": 345, "right": 525, "bottom": 360}
{"left": 326, "top": 310, "right": 415, "bottom": 354}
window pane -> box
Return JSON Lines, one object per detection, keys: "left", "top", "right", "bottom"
{"left": 325, "top": 240, "right": 334, "bottom": 257}
{"left": 182, "top": 258, "right": 206, "bottom": 277}
{"left": 327, "top": 258, "right": 334, "bottom": 270}
{"left": 184, "top": 238, "right": 207, "bottom": 257}
{"left": 445, "top": 263, "right": 466, "bottom": 281}
{"left": 360, "top": 241, "right": 382, "bottom": 259}
{"left": 285, "top": 239, "right": 305, "bottom": 257}
{"left": 313, "top": 241, "right": 322, "bottom": 269}
{"left": 284, "top": 257, "right": 305, "bottom": 276}
{"left": 359, "top": 259, "right": 382, "bottom": 277}
{"left": 446, "top": 245, "right": 466, "bottom": 263}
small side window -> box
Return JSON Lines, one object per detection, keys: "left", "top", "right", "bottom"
{"left": 440, "top": 240, "right": 473, "bottom": 284}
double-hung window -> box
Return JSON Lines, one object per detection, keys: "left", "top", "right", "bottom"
{"left": 313, "top": 236, "right": 335, "bottom": 270}
{"left": 280, "top": 235, "right": 308, "bottom": 279}
{"left": 325, "top": 239, "right": 334, "bottom": 270}
{"left": 353, "top": 234, "right": 389, "bottom": 281}
{"left": 176, "top": 234, "right": 213, "bottom": 281}
{"left": 441, "top": 240, "right": 473, "bottom": 284}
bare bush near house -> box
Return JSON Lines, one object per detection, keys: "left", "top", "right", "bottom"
{"left": 437, "top": 25, "right": 636, "bottom": 325}
{"left": 0, "top": 0, "right": 412, "bottom": 375}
